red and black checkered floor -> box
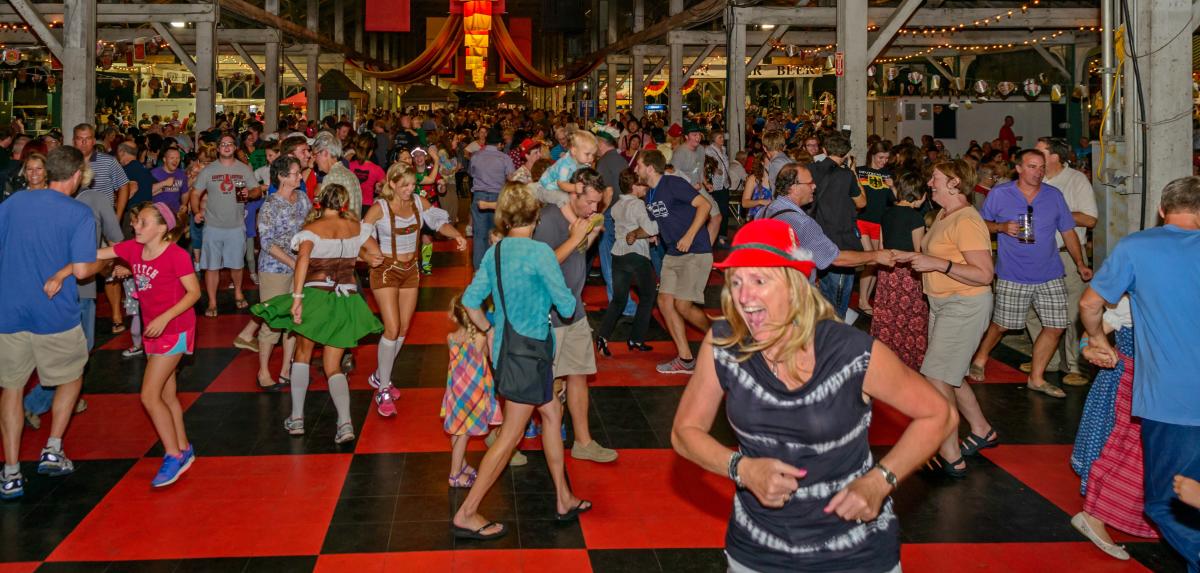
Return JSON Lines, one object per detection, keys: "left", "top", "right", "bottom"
{"left": 2, "top": 242, "right": 1187, "bottom": 572}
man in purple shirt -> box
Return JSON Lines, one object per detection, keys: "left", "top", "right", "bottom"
{"left": 467, "top": 128, "right": 514, "bottom": 269}
{"left": 970, "top": 149, "right": 1092, "bottom": 398}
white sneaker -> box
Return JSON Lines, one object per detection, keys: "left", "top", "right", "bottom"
{"left": 1071, "top": 512, "right": 1130, "bottom": 560}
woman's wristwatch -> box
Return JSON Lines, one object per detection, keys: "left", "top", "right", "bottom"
{"left": 873, "top": 462, "right": 898, "bottom": 490}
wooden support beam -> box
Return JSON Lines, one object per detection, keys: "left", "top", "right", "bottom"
{"left": 283, "top": 54, "right": 306, "bottom": 84}
{"left": 924, "top": 55, "right": 955, "bottom": 80}
{"left": 219, "top": 0, "right": 383, "bottom": 69}
{"left": 230, "top": 42, "right": 264, "bottom": 83}
{"left": 681, "top": 43, "right": 717, "bottom": 83}
{"left": 5, "top": 0, "right": 62, "bottom": 58}
{"left": 0, "top": 2, "right": 216, "bottom": 23}
{"left": 1034, "top": 44, "right": 1071, "bottom": 79}
{"left": 746, "top": 25, "right": 788, "bottom": 70}
{"left": 151, "top": 22, "right": 197, "bottom": 76}
{"left": 644, "top": 57, "right": 667, "bottom": 83}
{"left": 558, "top": 0, "right": 726, "bottom": 77}
{"left": 733, "top": 6, "right": 1098, "bottom": 28}
{"left": 866, "top": 0, "right": 922, "bottom": 62}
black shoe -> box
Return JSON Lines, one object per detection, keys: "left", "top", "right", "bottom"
{"left": 596, "top": 336, "right": 612, "bottom": 357}
{"left": 627, "top": 341, "right": 653, "bottom": 352}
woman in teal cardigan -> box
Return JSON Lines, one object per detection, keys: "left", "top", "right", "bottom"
{"left": 452, "top": 182, "right": 588, "bottom": 541}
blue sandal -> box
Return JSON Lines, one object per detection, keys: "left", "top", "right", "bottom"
{"left": 960, "top": 429, "right": 999, "bottom": 457}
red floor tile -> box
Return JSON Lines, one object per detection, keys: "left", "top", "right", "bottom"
{"left": 49, "top": 454, "right": 352, "bottom": 561}
{"left": 565, "top": 449, "right": 731, "bottom": 549}
{"left": 868, "top": 402, "right": 910, "bottom": 446}
{"left": 315, "top": 550, "right": 591, "bottom": 573}
{"left": 356, "top": 388, "right": 489, "bottom": 454}
{"left": 414, "top": 264, "right": 476, "bottom": 288}
{"left": 0, "top": 563, "right": 41, "bottom": 573}
{"left": 19, "top": 393, "right": 200, "bottom": 461}
{"left": 983, "top": 445, "right": 1150, "bottom": 544}
{"left": 901, "top": 542, "right": 1152, "bottom": 572}
{"left": 590, "top": 350, "right": 692, "bottom": 387}
{"left": 978, "top": 358, "right": 1029, "bottom": 384}
{"left": 99, "top": 315, "right": 255, "bottom": 351}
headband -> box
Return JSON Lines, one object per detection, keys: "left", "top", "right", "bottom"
{"left": 153, "top": 202, "right": 177, "bottom": 231}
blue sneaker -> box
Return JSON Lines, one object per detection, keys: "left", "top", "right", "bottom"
{"left": 37, "top": 448, "right": 74, "bottom": 477}
{"left": 1, "top": 473, "right": 24, "bottom": 500}
{"left": 524, "top": 420, "right": 541, "bottom": 439}
{"left": 151, "top": 453, "right": 189, "bottom": 488}
{"left": 179, "top": 445, "right": 196, "bottom": 473}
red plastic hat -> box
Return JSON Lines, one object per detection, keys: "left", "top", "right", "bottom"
{"left": 519, "top": 138, "right": 540, "bottom": 154}
{"left": 714, "top": 219, "right": 817, "bottom": 278}
{"left": 667, "top": 123, "right": 684, "bottom": 138}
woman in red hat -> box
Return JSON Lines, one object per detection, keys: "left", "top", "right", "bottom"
{"left": 672, "top": 218, "right": 955, "bottom": 573}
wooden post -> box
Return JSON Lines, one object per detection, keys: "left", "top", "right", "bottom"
{"left": 306, "top": 0, "right": 319, "bottom": 122}
{"left": 264, "top": 0, "right": 280, "bottom": 133}
{"left": 836, "top": 0, "right": 867, "bottom": 155}
{"left": 194, "top": 3, "right": 217, "bottom": 132}
{"left": 725, "top": 12, "right": 746, "bottom": 159}
{"left": 62, "top": 0, "right": 95, "bottom": 133}
{"left": 667, "top": 0, "right": 683, "bottom": 125}
{"left": 630, "top": 0, "right": 644, "bottom": 118}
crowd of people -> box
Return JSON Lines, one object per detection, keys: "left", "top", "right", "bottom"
{"left": 0, "top": 102, "right": 1196, "bottom": 572}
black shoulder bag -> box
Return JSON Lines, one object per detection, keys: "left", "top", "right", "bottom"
{"left": 492, "top": 240, "right": 555, "bottom": 405}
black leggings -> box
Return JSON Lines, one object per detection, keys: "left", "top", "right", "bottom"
{"left": 597, "top": 253, "right": 657, "bottom": 343}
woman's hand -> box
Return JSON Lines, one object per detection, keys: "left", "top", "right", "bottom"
{"left": 43, "top": 275, "right": 64, "bottom": 299}
{"left": 1083, "top": 338, "right": 1119, "bottom": 369}
{"left": 453, "top": 236, "right": 468, "bottom": 251}
{"left": 824, "top": 472, "right": 891, "bottom": 522}
{"left": 291, "top": 299, "right": 303, "bottom": 324}
{"left": 144, "top": 316, "right": 170, "bottom": 338}
{"left": 112, "top": 265, "right": 132, "bottom": 279}
{"left": 892, "top": 252, "right": 945, "bottom": 273}
{"left": 739, "top": 457, "right": 807, "bottom": 509}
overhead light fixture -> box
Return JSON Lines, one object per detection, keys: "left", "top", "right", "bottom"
{"left": 761, "top": 24, "right": 775, "bottom": 30}
{"left": 170, "top": 21, "right": 185, "bottom": 28}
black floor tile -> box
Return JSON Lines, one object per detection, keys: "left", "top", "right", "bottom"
{"left": 389, "top": 345, "right": 451, "bottom": 388}
{"left": 588, "top": 549, "right": 662, "bottom": 573}
{"left": 416, "top": 287, "right": 461, "bottom": 312}
{"left": 166, "top": 391, "right": 372, "bottom": 456}
{"left": 654, "top": 548, "right": 730, "bottom": 573}
{"left": 0, "top": 459, "right": 135, "bottom": 562}
{"left": 515, "top": 517, "right": 585, "bottom": 549}
{"left": 1127, "top": 541, "right": 1190, "bottom": 573}
{"left": 83, "top": 348, "right": 236, "bottom": 394}
{"left": 970, "top": 382, "right": 1089, "bottom": 445}
{"left": 321, "top": 519, "right": 391, "bottom": 554}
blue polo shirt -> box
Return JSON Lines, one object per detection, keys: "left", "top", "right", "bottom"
{"left": 980, "top": 180, "right": 1075, "bottom": 284}
{"left": 1090, "top": 224, "right": 1200, "bottom": 426}
{"left": 646, "top": 174, "right": 712, "bottom": 256}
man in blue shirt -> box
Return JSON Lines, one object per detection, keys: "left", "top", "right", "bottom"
{"left": 635, "top": 150, "right": 711, "bottom": 375}
{"left": 1080, "top": 176, "right": 1200, "bottom": 570}
{"left": 467, "top": 129, "right": 515, "bottom": 269}
{"left": 0, "top": 146, "right": 98, "bottom": 499}
{"left": 972, "top": 149, "right": 1092, "bottom": 399}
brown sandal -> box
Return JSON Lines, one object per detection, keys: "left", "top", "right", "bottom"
{"left": 967, "top": 363, "right": 986, "bottom": 382}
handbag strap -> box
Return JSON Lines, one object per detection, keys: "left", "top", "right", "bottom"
{"left": 494, "top": 239, "right": 509, "bottom": 324}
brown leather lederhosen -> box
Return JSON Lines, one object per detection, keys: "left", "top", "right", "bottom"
{"left": 369, "top": 200, "right": 420, "bottom": 290}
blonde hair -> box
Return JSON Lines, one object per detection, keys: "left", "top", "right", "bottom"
{"left": 449, "top": 294, "right": 479, "bottom": 338}
{"left": 378, "top": 162, "right": 416, "bottom": 201}
{"left": 569, "top": 129, "right": 597, "bottom": 151}
{"left": 712, "top": 267, "right": 835, "bottom": 381}
{"left": 306, "top": 183, "right": 358, "bottom": 225}
{"left": 494, "top": 181, "right": 540, "bottom": 235}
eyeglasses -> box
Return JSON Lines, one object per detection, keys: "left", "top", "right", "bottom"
{"left": 219, "top": 142, "right": 235, "bottom": 147}
{"left": 796, "top": 180, "right": 815, "bottom": 186}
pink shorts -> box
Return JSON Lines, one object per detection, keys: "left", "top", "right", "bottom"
{"left": 145, "top": 330, "right": 194, "bottom": 356}
{"left": 857, "top": 220, "right": 881, "bottom": 241}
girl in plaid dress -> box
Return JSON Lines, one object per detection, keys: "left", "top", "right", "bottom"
{"left": 442, "top": 294, "right": 502, "bottom": 488}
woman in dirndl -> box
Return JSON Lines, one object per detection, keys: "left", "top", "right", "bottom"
{"left": 252, "top": 184, "right": 384, "bottom": 445}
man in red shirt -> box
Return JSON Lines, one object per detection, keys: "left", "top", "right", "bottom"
{"left": 998, "top": 115, "right": 1020, "bottom": 151}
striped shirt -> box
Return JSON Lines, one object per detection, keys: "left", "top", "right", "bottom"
{"left": 761, "top": 196, "right": 839, "bottom": 271}
{"left": 86, "top": 151, "right": 130, "bottom": 208}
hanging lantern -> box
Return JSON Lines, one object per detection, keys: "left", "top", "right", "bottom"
{"left": 929, "top": 75, "right": 941, "bottom": 92}
{"left": 1023, "top": 81, "right": 1042, "bottom": 98}
{"left": 867, "top": 66, "right": 875, "bottom": 77}
{"left": 972, "top": 79, "right": 990, "bottom": 95}
{"left": 461, "top": 0, "right": 494, "bottom": 89}
{"left": 5, "top": 50, "right": 19, "bottom": 66}
{"left": 963, "top": 99, "right": 974, "bottom": 109}
{"left": 996, "top": 81, "right": 1016, "bottom": 98}
{"left": 886, "top": 66, "right": 898, "bottom": 81}
{"left": 907, "top": 71, "right": 924, "bottom": 85}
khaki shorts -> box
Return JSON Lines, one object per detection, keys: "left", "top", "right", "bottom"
{"left": 257, "top": 272, "right": 294, "bottom": 346}
{"left": 660, "top": 253, "right": 713, "bottom": 304}
{"left": 553, "top": 319, "right": 597, "bottom": 377}
{"left": 920, "top": 292, "right": 993, "bottom": 387}
{"left": 0, "top": 326, "right": 88, "bottom": 389}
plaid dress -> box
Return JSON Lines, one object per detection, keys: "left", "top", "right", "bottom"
{"left": 441, "top": 335, "right": 502, "bottom": 436}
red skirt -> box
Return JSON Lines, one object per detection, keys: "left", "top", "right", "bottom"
{"left": 1083, "top": 353, "right": 1159, "bottom": 538}
{"left": 870, "top": 266, "right": 928, "bottom": 371}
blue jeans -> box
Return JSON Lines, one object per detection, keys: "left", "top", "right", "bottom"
{"left": 471, "top": 191, "right": 499, "bottom": 270}
{"left": 25, "top": 298, "right": 94, "bottom": 416}
{"left": 818, "top": 269, "right": 855, "bottom": 319}
{"left": 649, "top": 240, "right": 665, "bottom": 278}
{"left": 599, "top": 215, "right": 637, "bottom": 316}
{"left": 1140, "top": 419, "right": 1200, "bottom": 572}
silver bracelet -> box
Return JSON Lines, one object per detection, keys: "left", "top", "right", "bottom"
{"left": 291, "top": 293, "right": 305, "bottom": 299}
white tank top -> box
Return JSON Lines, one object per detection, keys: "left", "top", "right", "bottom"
{"left": 373, "top": 199, "right": 422, "bottom": 257}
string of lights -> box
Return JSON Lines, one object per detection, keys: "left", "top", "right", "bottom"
{"left": 874, "top": 29, "right": 1069, "bottom": 64}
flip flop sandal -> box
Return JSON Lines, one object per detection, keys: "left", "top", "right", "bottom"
{"left": 452, "top": 521, "right": 507, "bottom": 540}
{"left": 555, "top": 499, "right": 593, "bottom": 521}
{"left": 234, "top": 298, "right": 250, "bottom": 310}
{"left": 111, "top": 324, "right": 127, "bottom": 334}
{"left": 204, "top": 308, "right": 219, "bottom": 318}
{"left": 1026, "top": 382, "right": 1066, "bottom": 398}
{"left": 967, "top": 363, "right": 986, "bottom": 382}
{"left": 960, "top": 429, "right": 1000, "bottom": 457}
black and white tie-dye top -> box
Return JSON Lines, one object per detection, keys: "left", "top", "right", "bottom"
{"left": 712, "top": 319, "right": 899, "bottom": 573}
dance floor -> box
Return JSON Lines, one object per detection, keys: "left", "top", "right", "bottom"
{"left": 2, "top": 239, "right": 1186, "bottom": 572}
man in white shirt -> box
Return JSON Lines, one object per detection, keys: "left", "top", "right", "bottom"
{"left": 1024, "top": 137, "right": 1098, "bottom": 385}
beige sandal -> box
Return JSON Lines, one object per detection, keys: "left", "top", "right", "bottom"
{"left": 1026, "top": 381, "right": 1066, "bottom": 398}
{"left": 967, "top": 363, "right": 986, "bottom": 382}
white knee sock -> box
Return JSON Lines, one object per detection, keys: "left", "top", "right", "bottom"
{"left": 328, "top": 373, "right": 352, "bottom": 426}
{"left": 376, "top": 337, "right": 399, "bottom": 388}
{"left": 289, "top": 363, "right": 310, "bottom": 420}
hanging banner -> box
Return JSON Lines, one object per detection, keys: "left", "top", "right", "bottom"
{"left": 365, "top": 0, "right": 411, "bottom": 32}
{"left": 497, "top": 17, "right": 531, "bottom": 83}
{"left": 834, "top": 52, "right": 845, "bottom": 77}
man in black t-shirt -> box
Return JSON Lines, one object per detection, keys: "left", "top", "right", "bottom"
{"left": 807, "top": 133, "right": 863, "bottom": 319}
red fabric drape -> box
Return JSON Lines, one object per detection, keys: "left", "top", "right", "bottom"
{"left": 364, "top": 0, "right": 411, "bottom": 32}
{"left": 351, "top": 15, "right": 464, "bottom": 83}
{"left": 492, "top": 17, "right": 600, "bottom": 88}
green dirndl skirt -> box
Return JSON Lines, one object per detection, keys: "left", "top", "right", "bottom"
{"left": 252, "top": 287, "right": 383, "bottom": 349}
